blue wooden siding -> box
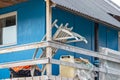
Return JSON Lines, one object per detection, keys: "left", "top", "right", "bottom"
{"left": 52, "top": 8, "right": 94, "bottom": 75}
{"left": 0, "top": 0, "right": 45, "bottom": 78}
{"left": 0, "top": 1, "right": 118, "bottom": 78}
{"left": 99, "top": 24, "right": 118, "bottom": 50}
{"left": 107, "top": 28, "right": 118, "bottom": 50}
{"left": 52, "top": 8, "right": 118, "bottom": 75}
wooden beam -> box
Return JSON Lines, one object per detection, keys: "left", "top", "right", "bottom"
{"left": 100, "top": 47, "right": 120, "bottom": 56}
{"left": 48, "top": 41, "right": 120, "bottom": 64}
{"left": 99, "top": 47, "right": 120, "bottom": 79}
{"left": 50, "top": 59, "right": 98, "bottom": 71}
{"left": 0, "top": 41, "right": 48, "bottom": 54}
{"left": 0, "top": 0, "right": 27, "bottom": 8}
{"left": 50, "top": 59, "right": 120, "bottom": 76}
{"left": 0, "top": 1, "right": 12, "bottom": 7}
{"left": 46, "top": 0, "right": 52, "bottom": 76}
{"left": 0, "top": 58, "right": 120, "bottom": 77}
{"left": 0, "top": 58, "right": 49, "bottom": 69}
{"left": 5, "top": 75, "right": 73, "bottom": 80}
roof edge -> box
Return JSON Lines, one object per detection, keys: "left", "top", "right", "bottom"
{"left": 54, "top": 4, "right": 120, "bottom": 30}
{"left": 105, "top": 0, "right": 120, "bottom": 11}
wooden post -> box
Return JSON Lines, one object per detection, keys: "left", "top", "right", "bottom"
{"left": 99, "top": 48, "right": 108, "bottom": 80}
{"left": 46, "top": 0, "right": 52, "bottom": 76}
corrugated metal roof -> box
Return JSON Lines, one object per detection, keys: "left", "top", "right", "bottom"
{"left": 93, "top": 0, "right": 120, "bottom": 16}
{"left": 51, "top": 0, "right": 120, "bottom": 29}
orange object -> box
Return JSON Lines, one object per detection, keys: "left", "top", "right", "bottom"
{"left": 11, "top": 65, "right": 31, "bottom": 72}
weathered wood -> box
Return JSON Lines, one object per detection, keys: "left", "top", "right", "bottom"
{"left": 99, "top": 48, "right": 107, "bottom": 80}
{"left": 0, "top": 58, "right": 48, "bottom": 69}
{"left": 50, "top": 59, "right": 120, "bottom": 76}
{"left": 99, "top": 47, "right": 120, "bottom": 80}
{"left": 0, "top": 41, "right": 48, "bottom": 54}
{"left": 100, "top": 47, "right": 120, "bottom": 56}
{"left": 48, "top": 41, "right": 120, "bottom": 64}
{"left": 1, "top": 58, "right": 120, "bottom": 77}
{"left": 0, "top": 41, "right": 120, "bottom": 76}
{"left": 46, "top": 0, "right": 52, "bottom": 76}
{"left": 51, "top": 59, "right": 98, "bottom": 70}
{"left": 41, "top": 65, "right": 46, "bottom": 75}
{"left": 5, "top": 76, "right": 74, "bottom": 80}
{"left": 0, "top": 0, "right": 27, "bottom": 8}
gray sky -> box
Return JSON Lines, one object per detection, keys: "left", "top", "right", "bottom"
{"left": 111, "top": 0, "right": 120, "bottom": 6}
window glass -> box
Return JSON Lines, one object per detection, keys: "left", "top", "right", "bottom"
{"left": 0, "top": 12, "right": 17, "bottom": 46}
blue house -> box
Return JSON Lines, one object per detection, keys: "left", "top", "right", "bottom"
{"left": 0, "top": 0, "right": 120, "bottom": 79}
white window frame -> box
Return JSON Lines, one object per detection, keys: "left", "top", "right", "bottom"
{"left": 0, "top": 11, "right": 17, "bottom": 47}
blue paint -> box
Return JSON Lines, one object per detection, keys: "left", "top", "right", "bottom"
{"left": 0, "top": 0, "right": 45, "bottom": 78}
{"left": 106, "top": 28, "right": 118, "bottom": 50}
{"left": 52, "top": 8, "right": 75, "bottom": 75}
{"left": 52, "top": 8, "right": 95, "bottom": 75}
{"left": 99, "top": 24, "right": 107, "bottom": 48}
{"left": 99, "top": 24, "right": 118, "bottom": 50}
{"left": 74, "top": 15, "right": 94, "bottom": 62}
{"left": 52, "top": 8, "right": 119, "bottom": 75}
{"left": 0, "top": 1, "right": 119, "bottom": 78}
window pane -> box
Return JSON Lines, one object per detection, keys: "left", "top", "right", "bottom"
{"left": 2, "top": 25, "right": 17, "bottom": 45}
{"left": 0, "top": 12, "right": 17, "bottom": 46}
{"left": 0, "top": 19, "right": 6, "bottom": 28}
{"left": 6, "top": 15, "right": 16, "bottom": 27}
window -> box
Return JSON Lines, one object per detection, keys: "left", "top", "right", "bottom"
{"left": 0, "top": 12, "right": 17, "bottom": 46}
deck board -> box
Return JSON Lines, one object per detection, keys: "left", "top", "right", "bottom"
{"left": 5, "top": 76, "right": 73, "bottom": 80}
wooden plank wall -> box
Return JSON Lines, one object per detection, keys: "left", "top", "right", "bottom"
{"left": 0, "top": 0, "right": 27, "bottom": 8}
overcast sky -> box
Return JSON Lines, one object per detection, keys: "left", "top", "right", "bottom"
{"left": 111, "top": 0, "right": 120, "bottom": 6}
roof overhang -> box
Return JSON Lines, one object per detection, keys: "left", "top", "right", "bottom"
{"left": 51, "top": 0, "right": 120, "bottom": 30}
{"left": 0, "top": 0, "right": 27, "bottom": 8}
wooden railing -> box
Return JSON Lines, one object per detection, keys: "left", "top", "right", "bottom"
{"left": 0, "top": 41, "right": 120, "bottom": 79}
